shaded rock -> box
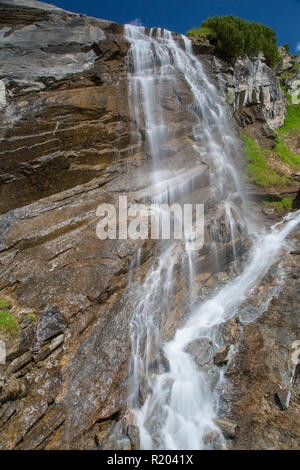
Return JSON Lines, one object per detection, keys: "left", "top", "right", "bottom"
{"left": 127, "top": 424, "right": 140, "bottom": 450}
{"left": 186, "top": 337, "right": 215, "bottom": 369}
{"left": 275, "top": 389, "right": 291, "bottom": 411}
{"left": 122, "top": 410, "right": 140, "bottom": 450}
{"left": 0, "top": 373, "right": 5, "bottom": 391}
{"left": 222, "top": 253, "right": 300, "bottom": 449}
{"left": 213, "top": 54, "right": 286, "bottom": 137}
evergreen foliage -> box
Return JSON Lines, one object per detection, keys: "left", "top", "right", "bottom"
{"left": 187, "top": 15, "right": 280, "bottom": 67}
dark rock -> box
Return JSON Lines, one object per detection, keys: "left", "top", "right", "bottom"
{"left": 202, "top": 430, "right": 223, "bottom": 448}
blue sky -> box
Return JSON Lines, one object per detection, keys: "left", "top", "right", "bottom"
{"left": 47, "top": 0, "right": 300, "bottom": 54}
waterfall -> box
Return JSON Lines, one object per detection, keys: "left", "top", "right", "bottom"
{"left": 122, "top": 25, "right": 300, "bottom": 450}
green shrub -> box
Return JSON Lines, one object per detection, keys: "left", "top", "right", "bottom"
{"left": 0, "top": 298, "right": 10, "bottom": 309}
{"left": 0, "top": 310, "right": 19, "bottom": 335}
{"left": 188, "top": 15, "right": 280, "bottom": 67}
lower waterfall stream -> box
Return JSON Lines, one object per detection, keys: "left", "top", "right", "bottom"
{"left": 121, "top": 25, "right": 300, "bottom": 450}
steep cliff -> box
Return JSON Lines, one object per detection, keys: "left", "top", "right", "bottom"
{"left": 0, "top": 0, "right": 299, "bottom": 451}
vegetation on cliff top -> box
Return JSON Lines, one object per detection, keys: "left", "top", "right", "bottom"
{"left": 263, "top": 198, "right": 293, "bottom": 212}
{"left": 187, "top": 15, "right": 280, "bottom": 67}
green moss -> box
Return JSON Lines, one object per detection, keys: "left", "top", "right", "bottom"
{"left": 0, "top": 310, "right": 19, "bottom": 335}
{"left": 225, "top": 91, "right": 232, "bottom": 103}
{"left": 0, "top": 298, "right": 11, "bottom": 309}
{"left": 274, "top": 138, "right": 300, "bottom": 166}
{"left": 242, "top": 135, "right": 287, "bottom": 187}
{"left": 263, "top": 198, "right": 293, "bottom": 211}
{"left": 189, "top": 15, "right": 280, "bottom": 67}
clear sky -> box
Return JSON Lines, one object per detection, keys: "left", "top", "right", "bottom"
{"left": 47, "top": 0, "right": 300, "bottom": 54}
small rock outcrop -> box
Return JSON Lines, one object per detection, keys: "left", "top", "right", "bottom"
{"left": 212, "top": 55, "right": 286, "bottom": 141}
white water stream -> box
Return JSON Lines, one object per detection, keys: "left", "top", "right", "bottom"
{"left": 123, "top": 25, "right": 300, "bottom": 450}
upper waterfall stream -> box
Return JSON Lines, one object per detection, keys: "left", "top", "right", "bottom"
{"left": 122, "top": 25, "right": 300, "bottom": 450}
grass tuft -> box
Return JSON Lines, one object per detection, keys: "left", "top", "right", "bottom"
{"left": 263, "top": 198, "right": 293, "bottom": 211}
{"left": 275, "top": 137, "right": 300, "bottom": 166}
{"left": 0, "top": 299, "right": 11, "bottom": 309}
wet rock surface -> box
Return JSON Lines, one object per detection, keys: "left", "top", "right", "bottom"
{"left": 220, "top": 238, "right": 300, "bottom": 449}
{"left": 0, "top": 0, "right": 298, "bottom": 451}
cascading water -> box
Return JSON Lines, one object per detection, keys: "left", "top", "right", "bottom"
{"left": 122, "top": 25, "right": 300, "bottom": 450}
